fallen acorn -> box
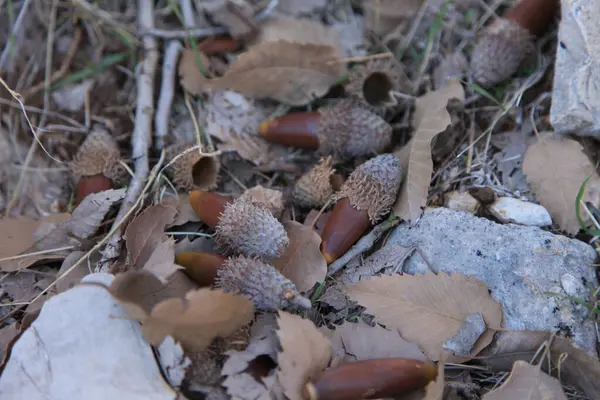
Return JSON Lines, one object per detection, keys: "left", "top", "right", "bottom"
{"left": 164, "top": 142, "right": 220, "bottom": 192}
{"left": 69, "top": 127, "right": 126, "bottom": 206}
{"left": 303, "top": 358, "right": 438, "bottom": 400}
{"left": 216, "top": 255, "right": 311, "bottom": 311}
{"left": 320, "top": 154, "right": 404, "bottom": 264}
{"left": 470, "top": 0, "right": 559, "bottom": 86}
{"left": 198, "top": 35, "right": 242, "bottom": 55}
{"left": 188, "top": 191, "right": 289, "bottom": 260}
{"left": 293, "top": 157, "right": 337, "bottom": 209}
{"left": 259, "top": 99, "right": 392, "bottom": 159}
{"left": 174, "top": 251, "right": 227, "bottom": 287}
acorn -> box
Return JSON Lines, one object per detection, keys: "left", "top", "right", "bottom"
{"left": 320, "top": 154, "right": 404, "bottom": 264}
{"left": 188, "top": 190, "right": 233, "bottom": 228}
{"left": 165, "top": 142, "right": 220, "bottom": 192}
{"left": 345, "top": 59, "right": 406, "bottom": 115}
{"left": 174, "top": 251, "right": 227, "bottom": 287}
{"left": 198, "top": 35, "right": 242, "bottom": 55}
{"left": 69, "top": 127, "right": 126, "bottom": 205}
{"left": 303, "top": 358, "right": 438, "bottom": 400}
{"left": 259, "top": 99, "right": 393, "bottom": 159}
{"left": 215, "top": 256, "right": 311, "bottom": 311}
{"left": 470, "top": 0, "right": 559, "bottom": 87}
{"left": 293, "top": 157, "right": 337, "bottom": 209}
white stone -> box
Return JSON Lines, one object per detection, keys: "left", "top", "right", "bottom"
{"left": 444, "top": 190, "right": 480, "bottom": 214}
{"left": 488, "top": 197, "right": 552, "bottom": 227}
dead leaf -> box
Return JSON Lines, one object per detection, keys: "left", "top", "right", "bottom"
{"left": 303, "top": 209, "right": 330, "bottom": 237}
{"left": 173, "top": 237, "right": 215, "bottom": 254}
{"left": 443, "top": 313, "right": 487, "bottom": 357}
{"left": 142, "top": 288, "right": 255, "bottom": 352}
{"left": 339, "top": 244, "right": 416, "bottom": 285}
{"left": 202, "top": 0, "right": 256, "bottom": 37}
{"left": 56, "top": 251, "right": 89, "bottom": 293}
{"left": 491, "top": 130, "right": 532, "bottom": 194}
{"left": 346, "top": 272, "right": 503, "bottom": 362}
{"left": 205, "top": 40, "right": 345, "bottom": 106}
{"left": 523, "top": 132, "right": 600, "bottom": 234}
{"left": 483, "top": 360, "right": 567, "bottom": 400}
{"left": 252, "top": 17, "right": 343, "bottom": 52}
{"left": 178, "top": 48, "right": 212, "bottom": 95}
{"left": 275, "top": 311, "right": 332, "bottom": 400}
{"left": 0, "top": 324, "right": 19, "bottom": 363}
{"left": 0, "top": 214, "right": 71, "bottom": 272}
{"left": 142, "top": 238, "right": 183, "bottom": 283}
{"left": 423, "top": 351, "right": 448, "bottom": 400}
{"left": 275, "top": 0, "right": 327, "bottom": 16}
{"left": 363, "top": 0, "right": 424, "bottom": 36}
{"left": 125, "top": 203, "right": 177, "bottom": 270}
{"left": 393, "top": 80, "right": 465, "bottom": 223}
{"left": 238, "top": 185, "right": 284, "bottom": 218}
{"left": 272, "top": 221, "right": 327, "bottom": 292}
{"left": 167, "top": 194, "right": 201, "bottom": 227}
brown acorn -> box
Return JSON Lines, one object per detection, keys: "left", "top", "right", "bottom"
{"left": 303, "top": 358, "right": 438, "bottom": 400}
{"left": 259, "top": 99, "right": 392, "bottom": 159}
{"left": 215, "top": 256, "right": 311, "bottom": 311}
{"left": 69, "top": 127, "right": 126, "bottom": 205}
{"left": 198, "top": 35, "right": 241, "bottom": 55}
{"left": 165, "top": 142, "right": 220, "bottom": 192}
{"left": 174, "top": 252, "right": 227, "bottom": 287}
{"left": 320, "top": 154, "right": 404, "bottom": 263}
{"left": 470, "top": 0, "right": 559, "bottom": 86}
{"left": 293, "top": 157, "right": 337, "bottom": 209}
{"left": 189, "top": 190, "right": 233, "bottom": 229}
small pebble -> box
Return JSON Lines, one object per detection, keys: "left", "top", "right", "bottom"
{"left": 444, "top": 191, "right": 480, "bottom": 214}
{"left": 488, "top": 197, "right": 552, "bottom": 227}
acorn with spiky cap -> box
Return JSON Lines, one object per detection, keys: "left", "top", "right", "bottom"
{"left": 293, "top": 157, "right": 337, "bottom": 208}
{"left": 320, "top": 153, "right": 405, "bottom": 263}
{"left": 69, "top": 127, "right": 126, "bottom": 205}
{"left": 345, "top": 59, "right": 406, "bottom": 114}
{"left": 259, "top": 99, "right": 392, "bottom": 159}
{"left": 215, "top": 256, "right": 311, "bottom": 311}
{"left": 165, "top": 142, "right": 220, "bottom": 192}
{"left": 470, "top": 0, "right": 559, "bottom": 87}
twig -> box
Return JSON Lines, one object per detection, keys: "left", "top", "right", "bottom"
{"left": 0, "top": 0, "right": 32, "bottom": 72}
{"left": 328, "top": 218, "right": 401, "bottom": 275}
{"left": 70, "top": 0, "right": 139, "bottom": 46}
{"left": 100, "top": 0, "right": 159, "bottom": 265}
{"left": 155, "top": 40, "right": 182, "bottom": 150}
{"left": 179, "top": 0, "right": 196, "bottom": 27}
{"left": 143, "top": 26, "right": 227, "bottom": 39}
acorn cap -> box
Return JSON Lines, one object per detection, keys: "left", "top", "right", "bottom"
{"left": 69, "top": 127, "right": 125, "bottom": 184}
{"left": 345, "top": 59, "right": 406, "bottom": 114}
{"left": 214, "top": 197, "right": 289, "bottom": 260}
{"left": 470, "top": 18, "right": 535, "bottom": 87}
{"left": 293, "top": 156, "right": 336, "bottom": 208}
{"left": 335, "top": 153, "right": 405, "bottom": 223}
{"left": 165, "top": 143, "right": 220, "bottom": 192}
{"left": 316, "top": 99, "right": 392, "bottom": 158}
{"left": 215, "top": 256, "right": 312, "bottom": 311}
{"left": 238, "top": 185, "right": 284, "bottom": 218}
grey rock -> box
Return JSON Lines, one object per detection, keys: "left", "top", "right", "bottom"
{"left": 388, "top": 207, "right": 599, "bottom": 355}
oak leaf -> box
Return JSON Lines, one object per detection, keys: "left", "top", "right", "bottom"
{"left": 178, "top": 48, "right": 212, "bottom": 95}
{"left": 272, "top": 221, "right": 327, "bottom": 292}
{"left": 346, "top": 272, "right": 503, "bottom": 362}
{"left": 522, "top": 132, "right": 600, "bottom": 234}
{"left": 392, "top": 80, "right": 465, "bottom": 223}
{"left": 205, "top": 40, "right": 345, "bottom": 106}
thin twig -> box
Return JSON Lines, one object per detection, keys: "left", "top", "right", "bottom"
{"left": 155, "top": 40, "right": 182, "bottom": 150}
{"left": 328, "top": 218, "right": 401, "bottom": 275}
{"left": 0, "top": 0, "right": 32, "bottom": 72}
{"left": 100, "top": 0, "right": 159, "bottom": 265}
{"left": 179, "top": 0, "right": 196, "bottom": 27}
{"left": 143, "top": 26, "right": 227, "bottom": 39}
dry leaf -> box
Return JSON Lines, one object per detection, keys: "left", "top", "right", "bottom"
{"left": 346, "top": 272, "right": 503, "bottom": 362}
{"left": 202, "top": 0, "right": 256, "bottom": 37}
{"left": 142, "top": 238, "right": 183, "bottom": 283}
{"left": 443, "top": 313, "right": 487, "bottom": 357}
{"left": 393, "top": 80, "right": 465, "bottom": 223}
{"left": 0, "top": 214, "right": 71, "bottom": 272}
{"left": 423, "top": 351, "right": 448, "bottom": 400}
{"left": 0, "top": 323, "right": 19, "bottom": 364}
{"left": 275, "top": 311, "right": 332, "bottom": 400}
{"left": 252, "top": 17, "right": 343, "bottom": 52}
{"left": 167, "top": 194, "right": 201, "bottom": 227}
{"left": 276, "top": 0, "right": 327, "bottom": 16}
{"left": 56, "top": 251, "right": 89, "bottom": 293}
{"left": 125, "top": 204, "right": 177, "bottom": 270}
{"left": 142, "top": 288, "right": 255, "bottom": 352}
{"left": 363, "top": 0, "right": 424, "bottom": 36}
{"left": 483, "top": 360, "right": 567, "bottom": 400}
{"left": 523, "top": 133, "right": 600, "bottom": 234}
{"left": 205, "top": 40, "right": 345, "bottom": 106}
{"left": 272, "top": 221, "right": 327, "bottom": 292}
{"left": 178, "top": 48, "right": 212, "bottom": 95}
{"left": 173, "top": 237, "right": 215, "bottom": 254}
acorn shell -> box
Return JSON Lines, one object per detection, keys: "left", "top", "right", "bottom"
{"left": 165, "top": 142, "right": 220, "bottom": 192}
{"left": 214, "top": 197, "right": 289, "bottom": 260}
{"left": 69, "top": 128, "right": 125, "bottom": 184}
{"left": 215, "top": 256, "right": 311, "bottom": 311}
{"left": 316, "top": 99, "right": 392, "bottom": 159}
{"left": 293, "top": 156, "right": 336, "bottom": 208}
{"left": 335, "top": 153, "right": 404, "bottom": 223}
{"left": 471, "top": 18, "right": 535, "bottom": 87}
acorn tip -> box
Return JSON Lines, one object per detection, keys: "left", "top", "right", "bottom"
{"left": 259, "top": 120, "right": 275, "bottom": 137}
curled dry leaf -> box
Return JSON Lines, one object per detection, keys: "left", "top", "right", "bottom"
{"left": 142, "top": 288, "right": 255, "bottom": 352}
{"left": 346, "top": 272, "right": 503, "bottom": 362}
{"left": 422, "top": 351, "right": 448, "bottom": 400}
{"left": 482, "top": 360, "right": 567, "bottom": 400}
{"left": 204, "top": 40, "right": 345, "bottom": 106}
{"left": 178, "top": 48, "right": 212, "bottom": 95}
{"left": 166, "top": 194, "right": 202, "bottom": 227}
{"left": 272, "top": 221, "right": 327, "bottom": 293}
{"left": 393, "top": 80, "right": 465, "bottom": 223}
{"left": 142, "top": 238, "right": 183, "bottom": 283}
{"left": 522, "top": 132, "right": 600, "bottom": 234}
{"left": 275, "top": 311, "right": 332, "bottom": 400}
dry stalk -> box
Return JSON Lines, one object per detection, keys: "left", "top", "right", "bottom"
{"left": 155, "top": 40, "right": 182, "bottom": 150}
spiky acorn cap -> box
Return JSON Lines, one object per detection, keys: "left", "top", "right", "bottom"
{"left": 470, "top": 18, "right": 535, "bottom": 87}
{"left": 345, "top": 59, "right": 407, "bottom": 114}
{"left": 214, "top": 197, "right": 288, "bottom": 260}
{"left": 165, "top": 142, "right": 220, "bottom": 192}
{"left": 215, "top": 256, "right": 311, "bottom": 311}
{"left": 335, "top": 153, "right": 404, "bottom": 223}
{"left": 293, "top": 156, "right": 336, "bottom": 208}
{"left": 316, "top": 99, "right": 392, "bottom": 159}
{"left": 69, "top": 128, "right": 125, "bottom": 184}
{"left": 238, "top": 185, "right": 284, "bottom": 218}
